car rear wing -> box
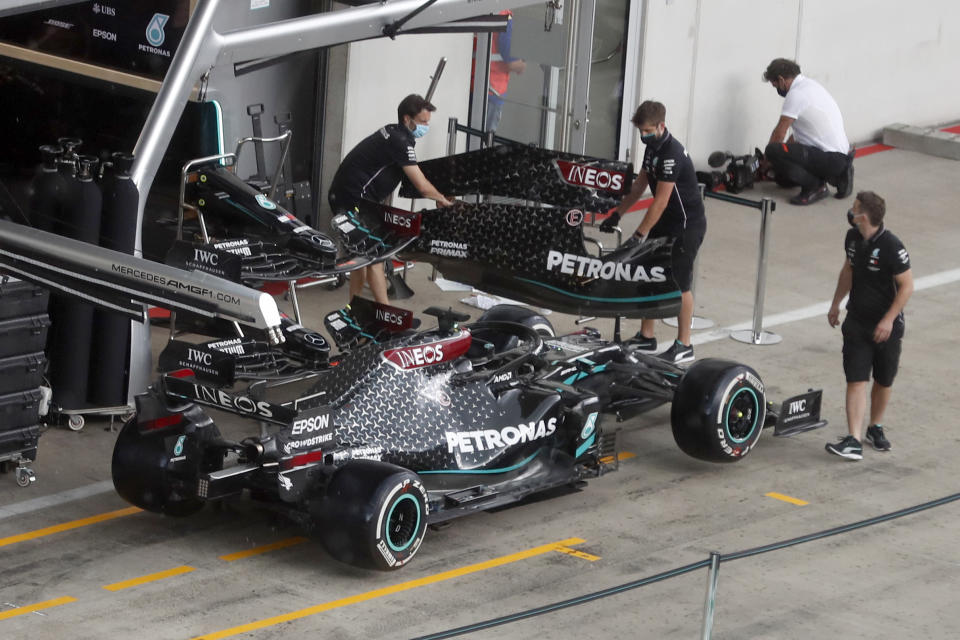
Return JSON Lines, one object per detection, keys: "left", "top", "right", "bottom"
{"left": 0, "top": 219, "right": 284, "bottom": 343}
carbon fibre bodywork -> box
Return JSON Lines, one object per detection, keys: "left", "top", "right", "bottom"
{"left": 392, "top": 144, "right": 683, "bottom": 318}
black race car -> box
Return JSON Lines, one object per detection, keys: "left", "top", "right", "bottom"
{"left": 116, "top": 297, "right": 819, "bottom": 571}
{"left": 0, "top": 140, "right": 824, "bottom": 571}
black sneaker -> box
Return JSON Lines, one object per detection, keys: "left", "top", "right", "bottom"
{"left": 789, "top": 183, "right": 830, "bottom": 206}
{"left": 631, "top": 334, "right": 658, "bottom": 353}
{"left": 825, "top": 435, "right": 863, "bottom": 460}
{"left": 865, "top": 424, "right": 891, "bottom": 451}
{"left": 835, "top": 150, "right": 855, "bottom": 199}
{"left": 658, "top": 340, "right": 694, "bottom": 364}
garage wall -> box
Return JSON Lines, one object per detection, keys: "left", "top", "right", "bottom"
{"left": 633, "top": 0, "right": 960, "bottom": 166}
{"left": 205, "top": 0, "right": 320, "bottom": 181}
{"left": 332, "top": 1, "right": 960, "bottom": 169}
{"left": 342, "top": 33, "right": 475, "bottom": 167}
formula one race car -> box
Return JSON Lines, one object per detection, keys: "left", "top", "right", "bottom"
{"left": 0, "top": 137, "right": 827, "bottom": 571}
{"left": 116, "top": 295, "right": 823, "bottom": 571}
{"left": 115, "top": 302, "right": 735, "bottom": 569}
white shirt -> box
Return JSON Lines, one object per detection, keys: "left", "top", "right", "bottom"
{"left": 781, "top": 74, "right": 849, "bottom": 153}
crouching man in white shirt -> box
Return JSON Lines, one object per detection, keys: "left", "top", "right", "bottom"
{"left": 763, "top": 58, "right": 854, "bottom": 206}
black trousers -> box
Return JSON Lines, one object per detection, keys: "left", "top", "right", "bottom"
{"left": 765, "top": 142, "right": 849, "bottom": 191}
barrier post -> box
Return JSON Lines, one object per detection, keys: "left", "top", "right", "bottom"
{"left": 701, "top": 551, "right": 722, "bottom": 640}
{"left": 730, "top": 196, "right": 781, "bottom": 345}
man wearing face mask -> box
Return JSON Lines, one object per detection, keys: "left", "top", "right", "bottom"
{"left": 329, "top": 94, "right": 453, "bottom": 305}
{"left": 601, "top": 100, "right": 706, "bottom": 364}
{"left": 826, "top": 191, "right": 913, "bottom": 460}
{"left": 763, "top": 58, "right": 854, "bottom": 206}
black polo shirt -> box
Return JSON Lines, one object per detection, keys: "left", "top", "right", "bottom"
{"left": 844, "top": 225, "right": 911, "bottom": 338}
{"left": 641, "top": 129, "right": 706, "bottom": 237}
{"left": 329, "top": 124, "right": 418, "bottom": 206}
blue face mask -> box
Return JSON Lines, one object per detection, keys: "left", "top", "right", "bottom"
{"left": 412, "top": 123, "right": 429, "bottom": 139}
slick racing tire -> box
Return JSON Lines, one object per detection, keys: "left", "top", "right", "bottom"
{"left": 319, "top": 460, "right": 428, "bottom": 571}
{"left": 671, "top": 359, "right": 765, "bottom": 463}
{"left": 478, "top": 304, "right": 555, "bottom": 337}
{"left": 112, "top": 415, "right": 209, "bottom": 516}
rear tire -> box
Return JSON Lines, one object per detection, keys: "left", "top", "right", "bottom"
{"left": 112, "top": 416, "right": 209, "bottom": 516}
{"left": 318, "top": 460, "right": 428, "bottom": 570}
{"left": 671, "top": 359, "right": 765, "bottom": 463}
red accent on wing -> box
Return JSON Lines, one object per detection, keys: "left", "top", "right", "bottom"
{"left": 381, "top": 330, "right": 472, "bottom": 371}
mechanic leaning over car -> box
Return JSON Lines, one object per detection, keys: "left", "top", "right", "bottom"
{"left": 763, "top": 58, "right": 854, "bottom": 206}
{"left": 825, "top": 191, "right": 913, "bottom": 461}
{"left": 328, "top": 94, "right": 454, "bottom": 305}
{"left": 601, "top": 100, "right": 706, "bottom": 364}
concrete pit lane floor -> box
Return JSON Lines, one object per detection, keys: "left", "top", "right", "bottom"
{"left": 2, "top": 146, "right": 960, "bottom": 639}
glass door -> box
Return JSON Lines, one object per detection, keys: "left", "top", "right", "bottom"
{"left": 584, "top": 0, "right": 631, "bottom": 159}
{"left": 472, "top": 0, "right": 631, "bottom": 159}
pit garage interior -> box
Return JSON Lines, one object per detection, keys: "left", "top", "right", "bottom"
{"left": 1, "top": 1, "right": 960, "bottom": 638}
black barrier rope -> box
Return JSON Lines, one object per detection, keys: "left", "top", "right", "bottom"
{"left": 724, "top": 490, "right": 960, "bottom": 561}
{"left": 410, "top": 490, "right": 960, "bottom": 640}
{"left": 410, "top": 558, "right": 712, "bottom": 640}
{"left": 703, "top": 189, "right": 776, "bottom": 211}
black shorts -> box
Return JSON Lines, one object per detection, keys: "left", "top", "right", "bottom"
{"left": 842, "top": 317, "right": 902, "bottom": 386}
{"left": 662, "top": 223, "right": 705, "bottom": 292}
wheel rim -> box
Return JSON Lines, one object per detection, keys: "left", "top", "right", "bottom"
{"left": 724, "top": 387, "right": 760, "bottom": 443}
{"left": 385, "top": 493, "right": 421, "bottom": 552}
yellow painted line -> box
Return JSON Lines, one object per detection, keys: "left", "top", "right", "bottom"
{"left": 765, "top": 492, "right": 809, "bottom": 506}
{"left": 193, "top": 537, "right": 586, "bottom": 640}
{"left": 599, "top": 451, "right": 637, "bottom": 464}
{"left": 102, "top": 566, "right": 196, "bottom": 592}
{"left": 0, "top": 506, "right": 142, "bottom": 549}
{"left": 0, "top": 596, "right": 77, "bottom": 620}
{"left": 219, "top": 536, "right": 309, "bottom": 562}
{"left": 554, "top": 546, "right": 600, "bottom": 562}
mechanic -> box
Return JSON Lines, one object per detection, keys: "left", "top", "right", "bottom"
{"left": 763, "top": 58, "right": 854, "bottom": 206}
{"left": 826, "top": 191, "right": 913, "bottom": 460}
{"left": 601, "top": 100, "right": 706, "bottom": 364}
{"left": 328, "top": 94, "right": 454, "bottom": 305}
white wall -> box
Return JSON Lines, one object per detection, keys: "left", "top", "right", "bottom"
{"left": 631, "top": 0, "right": 960, "bottom": 166}
{"left": 337, "top": 0, "right": 960, "bottom": 170}
{"left": 342, "top": 33, "right": 475, "bottom": 166}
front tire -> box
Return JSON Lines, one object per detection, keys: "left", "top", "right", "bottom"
{"left": 671, "top": 359, "right": 765, "bottom": 463}
{"left": 318, "top": 460, "right": 428, "bottom": 570}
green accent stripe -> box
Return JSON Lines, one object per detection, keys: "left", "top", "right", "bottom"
{"left": 575, "top": 433, "right": 596, "bottom": 458}
{"left": 516, "top": 277, "right": 681, "bottom": 303}
{"left": 563, "top": 363, "right": 607, "bottom": 384}
{"left": 210, "top": 99, "right": 225, "bottom": 159}
{"left": 419, "top": 452, "right": 538, "bottom": 475}
{"left": 223, "top": 198, "right": 260, "bottom": 222}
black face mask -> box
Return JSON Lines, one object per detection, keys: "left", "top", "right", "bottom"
{"left": 776, "top": 84, "right": 788, "bottom": 98}
{"left": 847, "top": 209, "right": 857, "bottom": 227}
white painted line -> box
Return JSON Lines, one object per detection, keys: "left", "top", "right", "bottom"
{"left": 0, "top": 480, "right": 114, "bottom": 521}
{"left": 692, "top": 267, "right": 960, "bottom": 346}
